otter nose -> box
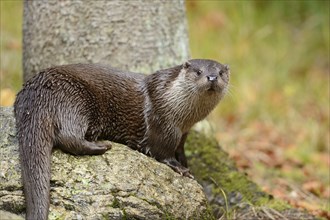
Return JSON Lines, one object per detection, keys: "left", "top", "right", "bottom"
{"left": 207, "top": 75, "right": 218, "bottom": 82}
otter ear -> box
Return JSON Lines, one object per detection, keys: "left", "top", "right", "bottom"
{"left": 224, "top": 64, "right": 230, "bottom": 71}
{"left": 183, "top": 61, "right": 191, "bottom": 69}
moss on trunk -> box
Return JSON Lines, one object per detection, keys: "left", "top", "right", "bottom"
{"left": 186, "top": 131, "right": 317, "bottom": 219}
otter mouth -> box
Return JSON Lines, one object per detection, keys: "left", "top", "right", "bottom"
{"left": 207, "top": 87, "right": 216, "bottom": 92}
{"left": 207, "top": 83, "right": 221, "bottom": 92}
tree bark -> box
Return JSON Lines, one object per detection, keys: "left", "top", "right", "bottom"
{"left": 23, "top": 0, "right": 189, "bottom": 81}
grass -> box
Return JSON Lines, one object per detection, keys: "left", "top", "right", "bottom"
{"left": 1, "top": 0, "right": 329, "bottom": 218}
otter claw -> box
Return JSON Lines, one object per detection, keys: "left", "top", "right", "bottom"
{"left": 161, "top": 158, "right": 194, "bottom": 179}
{"left": 183, "top": 171, "right": 194, "bottom": 179}
{"left": 174, "top": 167, "right": 194, "bottom": 179}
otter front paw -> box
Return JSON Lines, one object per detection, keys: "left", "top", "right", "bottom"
{"left": 96, "top": 141, "right": 112, "bottom": 150}
{"left": 161, "top": 158, "right": 194, "bottom": 179}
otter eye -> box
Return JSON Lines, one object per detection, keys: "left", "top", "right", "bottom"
{"left": 197, "top": 70, "right": 203, "bottom": 75}
{"left": 219, "top": 70, "right": 224, "bottom": 76}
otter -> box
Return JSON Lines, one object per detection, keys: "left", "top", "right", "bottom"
{"left": 14, "top": 59, "right": 230, "bottom": 220}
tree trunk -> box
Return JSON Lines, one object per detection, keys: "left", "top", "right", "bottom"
{"left": 23, "top": 0, "right": 189, "bottom": 82}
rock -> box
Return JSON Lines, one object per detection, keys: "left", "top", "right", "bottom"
{"left": 0, "top": 210, "right": 23, "bottom": 220}
{"left": 0, "top": 107, "right": 211, "bottom": 219}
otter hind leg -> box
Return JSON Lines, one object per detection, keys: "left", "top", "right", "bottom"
{"left": 55, "top": 110, "right": 111, "bottom": 155}
{"left": 56, "top": 136, "right": 111, "bottom": 156}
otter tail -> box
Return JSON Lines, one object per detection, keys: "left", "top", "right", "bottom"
{"left": 14, "top": 90, "right": 55, "bottom": 220}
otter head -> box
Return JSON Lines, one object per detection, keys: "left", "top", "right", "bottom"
{"left": 151, "top": 59, "right": 230, "bottom": 129}
{"left": 159, "top": 59, "right": 230, "bottom": 129}
{"left": 180, "top": 59, "right": 230, "bottom": 99}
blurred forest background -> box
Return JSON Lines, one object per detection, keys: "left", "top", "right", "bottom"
{"left": 1, "top": 0, "right": 329, "bottom": 219}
